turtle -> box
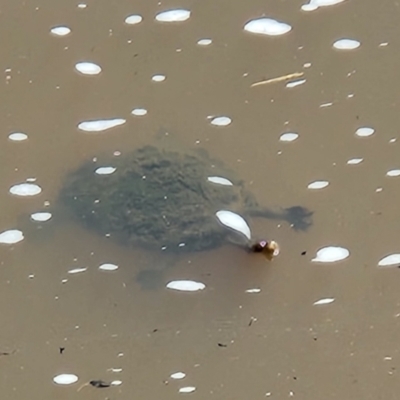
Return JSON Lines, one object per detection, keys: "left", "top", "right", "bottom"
{"left": 59, "top": 141, "right": 312, "bottom": 287}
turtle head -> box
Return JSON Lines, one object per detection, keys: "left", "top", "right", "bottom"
{"left": 250, "top": 240, "right": 280, "bottom": 260}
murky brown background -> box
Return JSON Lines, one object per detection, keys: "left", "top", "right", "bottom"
{"left": 1, "top": 0, "right": 400, "bottom": 398}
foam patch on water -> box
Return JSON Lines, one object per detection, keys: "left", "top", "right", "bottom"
{"left": 0, "top": 229, "right": 24, "bottom": 244}
{"left": 307, "top": 180, "right": 329, "bottom": 189}
{"left": 216, "top": 210, "right": 251, "bottom": 239}
{"left": 347, "top": 158, "right": 363, "bottom": 165}
{"left": 302, "top": 0, "right": 345, "bottom": 10}
{"left": 333, "top": 39, "right": 361, "bottom": 50}
{"left": 280, "top": 132, "right": 299, "bottom": 142}
{"left": 378, "top": 254, "right": 400, "bottom": 267}
{"left": 125, "top": 15, "right": 143, "bottom": 24}
{"left": 99, "top": 263, "right": 119, "bottom": 271}
{"left": 355, "top": 127, "right": 374, "bottom": 137}
{"left": 31, "top": 212, "right": 52, "bottom": 222}
{"left": 51, "top": 26, "right": 71, "bottom": 36}
{"left": 197, "top": 38, "right": 212, "bottom": 46}
{"left": 207, "top": 176, "right": 233, "bottom": 186}
{"left": 156, "top": 9, "right": 191, "bottom": 22}
{"left": 78, "top": 118, "right": 126, "bottom": 132}
{"left": 95, "top": 166, "right": 116, "bottom": 175}
{"left": 210, "top": 116, "right": 231, "bottom": 126}
{"left": 10, "top": 183, "right": 42, "bottom": 196}
{"left": 246, "top": 288, "right": 261, "bottom": 293}
{"left": 171, "top": 372, "right": 186, "bottom": 379}
{"left": 312, "top": 246, "right": 350, "bottom": 262}
{"left": 75, "top": 62, "right": 101, "bottom": 75}
{"left": 68, "top": 267, "right": 87, "bottom": 274}
{"left": 166, "top": 280, "right": 205, "bottom": 292}
{"left": 387, "top": 169, "right": 400, "bottom": 177}
{"left": 313, "top": 298, "right": 335, "bottom": 305}
{"left": 179, "top": 386, "right": 196, "bottom": 393}
{"left": 286, "top": 79, "right": 306, "bottom": 88}
{"left": 53, "top": 374, "right": 78, "bottom": 385}
{"left": 244, "top": 18, "right": 292, "bottom": 36}
{"left": 152, "top": 74, "right": 166, "bottom": 82}
{"left": 9, "top": 132, "right": 28, "bottom": 141}
{"left": 131, "top": 108, "right": 147, "bottom": 116}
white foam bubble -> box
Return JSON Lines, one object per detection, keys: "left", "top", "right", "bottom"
{"left": 312, "top": 246, "right": 350, "bottom": 262}
{"left": 31, "top": 212, "right": 52, "bottom": 222}
{"left": 156, "top": 9, "right": 191, "bottom": 22}
{"left": 246, "top": 288, "right": 261, "bottom": 293}
{"left": 244, "top": 18, "right": 292, "bottom": 36}
{"left": 333, "top": 39, "right": 360, "bottom": 50}
{"left": 355, "top": 126, "right": 374, "bottom": 137}
{"left": 75, "top": 62, "right": 101, "bottom": 75}
{"left": 53, "top": 373, "right": 78, "bottom": 385}
{"left": 210, "top": 116, "right": 231, "bottom": 126}
{"left": 125, "top": 15, "right": 143, "bottom": 25}
{"left": 313, "top": 298, "right": 335, "bottom": 305}
{"left": 280, "top": 132, "right": 299, "bottom": 142}
{"left": 286, "top": 79, "right": 306, "bottom": 88}
{"left": 78, "top": 118, "right": 126, "bottom": 132}
{"left": 9, "top": 132, "right": 28, "bottom": 141}
{"left": 387, "top": 169, "right": 400, "bottom": 177}
{"left": 95, "top": 166, "right": 116, "bottom": 175}
{"left": 50, "top": 26, "right": 71, "bottom": 36}
{"left": 68, "top": 267, "right": 87, "bottom": 274}
{"left": 166, "top": 280, "right": 206, "bottom": 292}
{"left": 197, "top": 38, "right": 212, "bottom": 46}
{"left": 10, "top": 183, "right": 42, "bottom": 196}
{"left": 99, "top": 263, "right": 119, "bottom": 271}
{"left": 301, "top": 3, "right": 319, "bottom": 10}
{"left": 216, "top": 210, "right": 251, "bottom": 240}
{"left": 307, "top": 180, "right": 329, "bottom": 190}
{"left": 111, "top": 380, "right": 122, "bottom": 386}
{"left": 131, "top": 108, "right": 147, "bottom": 116}
{"left": 152, "top": 74, "right": 166, "bottom": 82}
{"left": 171, "top": 372, "right": 186, "bottom": 379}
{"left": 347, "top": 158, "right": 363, "bottom": 165}
{"left": 0, "top": 229, "right": 24, "bottom": 244}
{"left": 179, "top": 386, "right": 196, "bottom": 393}
{"left": 207, "top": 176, "right": 233, "bottom": 186}
{"left": 378, "top": 254, "right": 400, "bottom": 267}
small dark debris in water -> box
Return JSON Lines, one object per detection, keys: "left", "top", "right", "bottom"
{"left": 248, "top": 317, "right": 257, "bottom": 326}
{"left": 90, "top": 380, "right": 111, "bottom": 388}
{"left": 152, "top": 329, "right": 158, "bottom": 333}
{"left": 301, "top": 251, "right": 307, "bottom": 256}
{"left": 313, "top": 337, "right": 317, "bottom": 341}
{"left": 0, "top": 350, "right": 15, "bottom": 356}
{"left": 59, "top": 347, "right": 65, "bottom": 354}
{"left": 217, "top": 343, "right": 228, "bottom": 347}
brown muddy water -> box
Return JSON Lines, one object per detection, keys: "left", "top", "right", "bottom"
{"left": 1, "top": 0, "right": 400, "bottom": 399}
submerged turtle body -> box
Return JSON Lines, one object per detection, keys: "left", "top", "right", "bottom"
{"left": 61, "top": 145, "right": 312, "bottom": 253}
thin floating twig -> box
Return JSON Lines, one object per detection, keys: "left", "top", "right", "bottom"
{"left": 251, "top": 72, "right": 304, "bottom": 87}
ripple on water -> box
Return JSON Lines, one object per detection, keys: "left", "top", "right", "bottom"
{"left": 347, "top": 158, "right": 363, "bottom": 165}
{"left": 244, "top": 18, "right": 292, "bottom": 36}
{"left": 302, "top": 0, "right": 345, "bottom": 10}
{"left": 0, "top": 229, "right": 24, "bottom": 244}
{"left": 99, "top": 263, "right": 119, "bottom": 271}
{"left": 155, "top": 9, "right": 191, "bottom": 22}
{"left": 131, "top": 108, "right": 147, "bottom": 116}
{"left": 75, "top": 62, "right": 101, "bottom": 75}
{"left": 152, "top": 74, "right": 166, "bottom": 82}
{"left": 207, "top": 176, "right": 233, "bottom": 186}
{"left": 386, "top": 169, "right": 400, "bottom": 177}
{"left": 166, "top": 280, "right": 205, "bottom": 292}
{"left": 95, "top": 167, "right": 116, "bottom": 175}
{"left": 78, "top": 118, "right": 126, "bottom": 132}
{"left": 313, "top": 298, "right": 335, "bottom": 305}
{"left": 171, "top": 372, "right": 186, "bottom": 379}
{"left": 333, "top": 39, "right": 361, "bottom": 50}
{"left": 179, "top": 386, "right": 196, "bottom": 393}
{"left": 10, "top": 183, "right": 42, "bottom": 196}
{"left": 312, "top": 246, "right": 350, "bottom": 262}
{"left": 197, "top": 38, "right": 212, "bottom": 46}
